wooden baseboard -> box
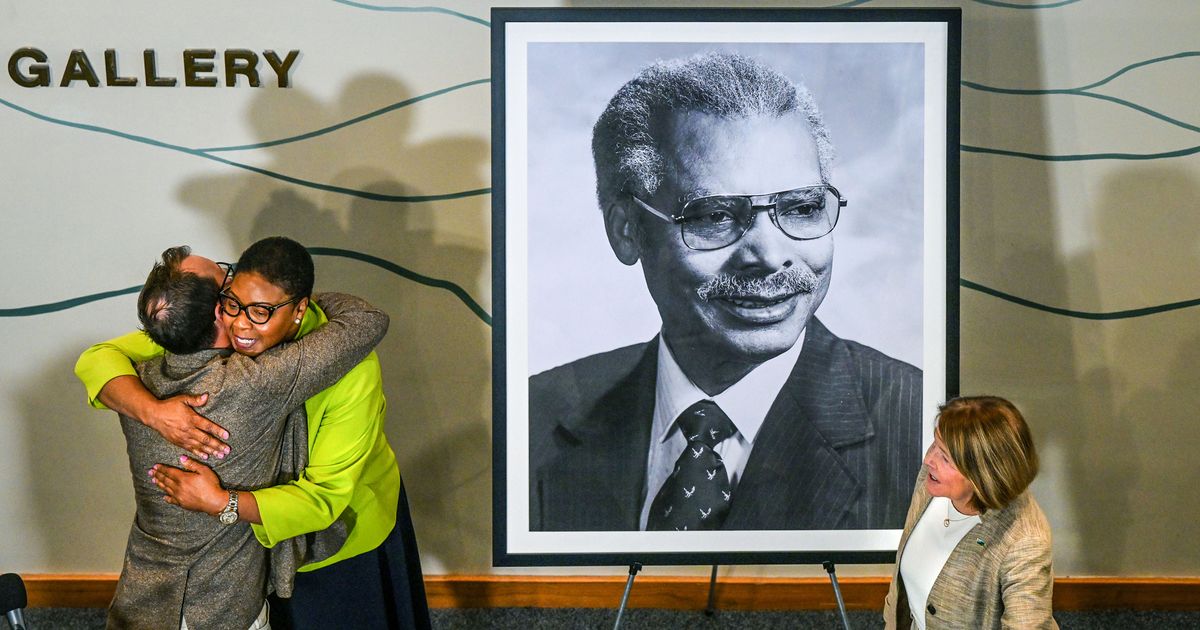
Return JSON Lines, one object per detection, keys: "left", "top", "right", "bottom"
{"left": 424, "top": 575, "right": 891, "bottom": 610}
{"left": 21, "top": 574, "right": 1200, "bottom": 611}
{"left": 1052, "top": 577, "right": 1200, "bottom": 611}
{"left": 23, "top": 575, "right": 117, "bottom": 609}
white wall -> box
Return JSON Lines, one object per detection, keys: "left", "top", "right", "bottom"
{"left": 2, "top": 0, "right": 1198, "bottom": 579}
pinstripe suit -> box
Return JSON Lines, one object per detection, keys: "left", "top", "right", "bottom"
{"left": 883, "top": 470, "right": 1059, "bottom": 629}
{"left": 529, "top": 317, "right": 922, "bottom": 531}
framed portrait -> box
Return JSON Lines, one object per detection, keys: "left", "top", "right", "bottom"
{"left": 493, "top": 8, "right": 961, "bottom": 566}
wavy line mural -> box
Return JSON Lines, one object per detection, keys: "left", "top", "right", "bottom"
{"left": 0, "top": 287, "right": 141, "bottom": 318}
{"left": 0, "top": 8, "right": 1189, "bottom": 325}
{"left": 961, "top": 280, "right": 1200, "bottom": 320}
{"left": 309, "top": 248, "right": 491, "bottom": 325}
{"left": 0, "top": 96, "right": 491, "bottom": 203}
{"left": 0, "top": 249, "right": 491, "bottom": 324}
{"left": 969, "top": 0, "right": 1082, "bottom": 8}
{"left": 199, "top": 78, "right": 492, "bottom": 152}
{"left": 1, "top": 19, "right": 1192, "bottom": 325}
{"left": 962, "top": 144, "right": 1200, "bottom": 161}
{"left": 965, "top": 51, "right": 1200, "bottom": 133}
{"left": 13, "top": 270, "right": 1197, "bottom": 326}
{"left": 969, "top": 51, "right": 1200, "bottom": 93}
{"left": 329, "top": 0, "right": 490, "bottom": 27}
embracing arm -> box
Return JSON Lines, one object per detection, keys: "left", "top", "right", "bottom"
{"left": 250, "top": 355, "right": 385, "bottom": 544}
{"left": 75, "top": 331, "right": 228, "bottom": 459}
{"left": 999, "top": 529, "right": 1058, "bottom": 629}
{"left": 148, "top": 294, "right": 389, "bottom": 520}
{"left": 223, "top": 293, "right": 389, "bottom": 410}
{"left": 152, "top": 455, "right": 265, "bottom": 523}
{"left": 75, "top": 331, "right": 161, "bottom": 408}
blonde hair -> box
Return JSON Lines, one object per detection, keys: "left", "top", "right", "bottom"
{"left": 935, "top": 396, "right": 1039, "bottom": 512}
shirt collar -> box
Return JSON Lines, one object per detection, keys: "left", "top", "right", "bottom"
{"left": 653, "top": 328, "right": 806, "bottom": 446}
{"left": 295, "top": 298, "right": 326, "bottom": 339}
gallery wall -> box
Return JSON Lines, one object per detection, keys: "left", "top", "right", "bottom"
{"left": 2, "top": 0, "right": 1197, "bottom": 580}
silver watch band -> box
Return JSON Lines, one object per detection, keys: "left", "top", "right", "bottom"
{"left": 218, "top": 490, "right": 239, "bottom": 524}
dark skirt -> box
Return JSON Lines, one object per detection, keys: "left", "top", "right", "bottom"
{"left": 268, "top": 484, "right": 431, "bottom": 629}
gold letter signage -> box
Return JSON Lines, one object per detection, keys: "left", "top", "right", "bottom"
{"left": 7, "top": 48, "right": 301, "bottom": 87}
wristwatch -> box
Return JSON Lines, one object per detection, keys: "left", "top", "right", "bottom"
{"left": 217, "top": 490, "right": 239, "bottom": 525}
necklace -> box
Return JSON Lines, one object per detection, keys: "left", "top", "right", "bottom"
{"left": 944, "top": 501, "right": 974, "bottom": 527}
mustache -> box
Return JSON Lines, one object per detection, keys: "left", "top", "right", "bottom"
{"left": 695, "top": 266, "right": 819, "bottom": 302}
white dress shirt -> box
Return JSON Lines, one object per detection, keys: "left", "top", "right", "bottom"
{"left": 899, "top": 496, "right": 982, "bottom": 630}
{"left": 638, "top": 331, "right": 806, "bottom": 530}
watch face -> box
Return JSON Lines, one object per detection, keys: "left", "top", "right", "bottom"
{"left": 219, "top": 491, "right": 238, "bottom": 525}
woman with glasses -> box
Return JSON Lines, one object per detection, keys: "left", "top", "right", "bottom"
{"left": 883, "top": 396, "right": 1058, "bottom": 629}
{"left": 153, "top": 237, "right": 430, "bottom": 630}
{"left": 76, "top": 241, "right": 391, "bottom": 629}
{"left": 77, "top": 237, "right": 430, "bottom": 629}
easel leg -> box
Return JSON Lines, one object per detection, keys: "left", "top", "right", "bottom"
{"left": 704, "top": 564, "right": 719, "bottom": 617}
{"left": 823, "top": 561, "right": 852, "bottom": 630}
{"left": 614, "top": 562, "right": 643, "bottom": 630}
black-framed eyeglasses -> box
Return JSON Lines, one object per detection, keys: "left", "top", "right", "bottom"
{"left": 218, "top": 290, "right": 301, "bottom": 325}
{"left": 216, "top": 262, "right": 235, "bottom": 288}
{"left": 628, "top": 184, "right": 847, "bottom": 251}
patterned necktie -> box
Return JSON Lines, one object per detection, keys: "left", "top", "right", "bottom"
{"left": 646, "top": 400, "right": 737, "bottom": 531}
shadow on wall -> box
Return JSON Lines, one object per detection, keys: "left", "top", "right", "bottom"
{"left": 954, "top": 6, "right": 1125, "bottom": 574}
{"left": 1083, "top": 166, "right": 1200, "bottom": 573}
{"left": 21, "top": 345, "right": 134, "bottom": 569}
{"left": 963, "top": 55, "right": 1200, "bottom": 574}
{"left": 176, "top": 73, "right": 493, "bottom": 571}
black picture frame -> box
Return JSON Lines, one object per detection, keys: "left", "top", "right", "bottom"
{"left": 493, "top": 7, "right": 961, "bottom": 567}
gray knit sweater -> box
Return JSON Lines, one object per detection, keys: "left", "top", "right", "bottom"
{"left": 107, "top": 293, "right": 388, "bottom": 630}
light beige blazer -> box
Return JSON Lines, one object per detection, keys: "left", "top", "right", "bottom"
{"left": 883, "top": 470, "right": 1058, "bottom": 629}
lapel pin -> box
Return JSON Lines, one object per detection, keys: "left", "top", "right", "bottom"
{"left": 976, "top": 538, "right": 986, "bottom": 547}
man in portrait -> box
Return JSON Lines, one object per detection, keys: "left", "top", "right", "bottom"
{"left": 528, "top": 52, "right": 923, "bottom": 532}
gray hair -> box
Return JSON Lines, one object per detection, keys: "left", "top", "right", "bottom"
{"left": 592, "top": 51, "right": 835, "bottom": 213}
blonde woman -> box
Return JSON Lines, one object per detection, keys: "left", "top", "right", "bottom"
{"left": 884, "top": 396, "right": 1058, "bottom": 629}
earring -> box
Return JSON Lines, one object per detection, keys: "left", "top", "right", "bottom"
{"left": 294, "top": 317, "right": 301, "bottom": 324}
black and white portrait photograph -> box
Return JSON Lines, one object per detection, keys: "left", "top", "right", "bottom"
{"left": 494, "top": 9, "right": 958, "bottom": 565}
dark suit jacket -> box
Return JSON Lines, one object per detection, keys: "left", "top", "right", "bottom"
{"left": 529, "top": 317, "right": 922, "bottom": 531}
